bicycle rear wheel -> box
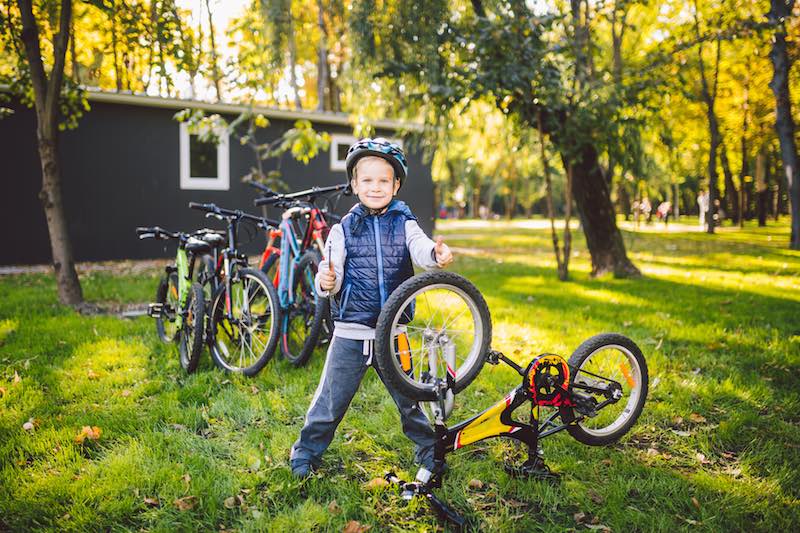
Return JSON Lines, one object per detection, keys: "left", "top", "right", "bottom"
{"left": 374, "top": 271, "right": 491, "bottom": 401}
{"left": 280, "top": 250, "right": 328, "bottom": 367}
{"left": 155, "top": 272, "right": 179, "bottom": 343}
{"left": 209, "top": 268, "right": 280, "bottom": 376}
{"left": 560, "top": 333, "right": 648, "bottom": 446}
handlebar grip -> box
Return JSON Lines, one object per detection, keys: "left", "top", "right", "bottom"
{"left": 135, "top": 227, "right": 152, "bottom": 235}
{"left": 138, "top": 232, "right": 156, "bottom": 240}
{"left": 254, "top": 196, "right": 280, "bottom": 207}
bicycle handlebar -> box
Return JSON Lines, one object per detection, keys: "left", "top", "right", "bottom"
{"left": 188, "top": 201, "right": 279, "bottom": 228}
{"left": 253, "top": 183, "right": 348, "bottom": 206}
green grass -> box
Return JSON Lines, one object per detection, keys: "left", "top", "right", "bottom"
{"left": 1, "top": 219, "right": 799, "bottom": 531}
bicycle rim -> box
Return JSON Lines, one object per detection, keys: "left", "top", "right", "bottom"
{"left": 573, "top": 344, "right": 644, "bottom": 437}
{"left": 388, "top": 283, "right": 485, "bottom": 393}
{"left": 282, "top": 264, "right": 317, "bottom": 356}
{"left": 213, "top": 274, "right": 277, "bottom": 371}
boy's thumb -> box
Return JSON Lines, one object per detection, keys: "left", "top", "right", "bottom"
{"left": 435, "top": 235, "right": 444, "bottom": 250}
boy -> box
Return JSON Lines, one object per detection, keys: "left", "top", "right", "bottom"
{"left": 290, "top": 138, "right": 453, "bottom": 478}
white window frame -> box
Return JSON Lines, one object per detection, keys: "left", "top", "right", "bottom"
{"left": 179, "top": 122, "right": 230, "bottom": 190}
{"left": 329, "top": 134, "right": 404, "bottom": 172}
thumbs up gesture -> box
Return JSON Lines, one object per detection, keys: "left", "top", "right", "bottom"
{"left": 434, "top": 235, "right": 453, "bottom": 268}
{"left": 320, "top": 256, "right": 337, "bottom": 291}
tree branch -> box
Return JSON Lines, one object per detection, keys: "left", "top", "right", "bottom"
{"left": 46, "top": 0, "right": 72, "bottom": 118}
{"left": 16, "top": 0, "right": 48, "bottom": 112}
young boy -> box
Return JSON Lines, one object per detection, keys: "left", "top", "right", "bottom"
{"left": 290, "top": 138, "right": 453, "bottom": 478}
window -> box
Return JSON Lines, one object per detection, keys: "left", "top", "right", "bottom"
{"left": 330, "top": 134, "right": 404, "bottom": 172}
{"left": 179, "top": 122, "right": 230, "bottom": 190}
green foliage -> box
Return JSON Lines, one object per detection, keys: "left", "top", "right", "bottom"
{"left": 1, "top": 221, "right": 799, "bottom": 530}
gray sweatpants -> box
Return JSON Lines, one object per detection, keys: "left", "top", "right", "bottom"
{"left": 290, "top": 336, "right": 436, "bottom": 470}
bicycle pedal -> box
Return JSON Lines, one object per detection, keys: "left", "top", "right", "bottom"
{"left": 147, "top": 303, "right": 164, "bottom": 318}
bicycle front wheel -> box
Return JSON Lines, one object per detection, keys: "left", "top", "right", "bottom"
{"left": 561, "top": 333, "right": 648, "bottom": 446}
{"left": 155, "top": 272, "right": 179, "bottom": 343}
{"left": 178, "top": 282, "right": 205, "bottom": 373}
{"left": 281, "top": 250, "right": 328, "bottom": 367}
{"left": 374, "top": 271, "right": 491, "bottom": 401}
{"left": 209, "top": 268, "right": 280, "bottom": 376}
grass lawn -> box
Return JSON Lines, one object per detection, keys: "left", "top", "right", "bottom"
{"left": 1, "top": 219, "right": 798, "bottom": 531}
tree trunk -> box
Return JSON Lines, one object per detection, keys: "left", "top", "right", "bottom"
{"left": 18, "top": 0, "right": 83, "bottom": 306}
{"left": 694, "top": 25, "right": 722, "bottom": 234}
{"left": 287, "top": 6, "right": 302, "bottom": 109}
{"left": 720, "top": 142, "right": 738, "bottom": 224}
{"left": 563, "top": 143, "right": 640, "bottom": 277}
{"left": 316, "top": 0, "right": 329, "bottom": 111}
{"left": 768, "top": 0, "right": 800, "bottom": 249}
{"left": 205, "top": 0, "right": 223, "bottom": 102}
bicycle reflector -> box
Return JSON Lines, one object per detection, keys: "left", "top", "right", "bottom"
{"left": 526, "top": 355, "right": 572, "bottom": 407}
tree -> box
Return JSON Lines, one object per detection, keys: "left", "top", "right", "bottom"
{"left": 16, "top": 0, "right": 83, "bottom": 305}
{"left": 351, "top": 0, "right": 640, "bottom": 277}
{"left": 768, "top": 0, "right": 800, "bottom": 249}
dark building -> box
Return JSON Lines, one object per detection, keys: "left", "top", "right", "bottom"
{"left": 0, "top": 90, "right": 433, "bottom": 265}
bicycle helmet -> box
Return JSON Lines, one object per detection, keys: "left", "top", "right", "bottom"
{"left": 345, "top": 137, "right": 408, "bottom": 188}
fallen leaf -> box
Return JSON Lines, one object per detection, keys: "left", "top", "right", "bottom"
{"left": 13, "top": 371, "right": 21, "bottom": 383}
{"left": 74, "top": 425, "right": 102, "bottom": 444}
{"left": 250, "top": 386, "right": 259, "bottom": 394}
{"left": 343, "top": 520, "right": 371, "bottom": 533}
{"left": 590, "top": 515, "right": 600, "bottom": 524}
{"left": 0, "top": 386, "right": 7, "bottom": 397}
{"left": 223, "top": 496, "right": 237, "bottom": 509}
{"left": 468, "top": 478, "right": 484, "bottom": 490}
{"left": 87, "top": 369, "right": 99, "bottom": 379}
{"left": 727, "top": 467, "right": 742, "bottom": 477}
{"left": 671, "top": 429, "right": 691, "bottom": 437}
{"left": 696, "top": 453, "right": 710, "bottom": 464}
{"left": 691, "top": 496, "right": 701, "bottom": 510}
{"left": 672, "top": 416, "right": 684, "bottom": 426}
{"left": 623, "top": 321, "right": 632, "bottom": 327}
{"left": 585, "top": 524, "right": 611, "bottom": 531}
{"left": 143, "top": 497, "right": 159, "bottom": 507}
{"left": 251, "top": 509, "right": 263, "bottom": 519}
{"left": 600, "top": 459, "right": 612, "bottom": 466}
{"left": 646, "top": 447, "right": 659, "bottom": 456}
{"left": 588, "top": 489, "right": 604, "bottom": 504}
{"left": 221, "top": 380, "right": 231, "bottom": 385}
{"left": 574, "top": 511, "right": 587, "bottom": 524}
{"left": 328, "top": 500, "right": 341, "bottom": 514}
{"left": 121, "top": 389, "right": 132, "bottom": 397}
{"left": 22, "top": 418, "right": 35, "bottom": 432}
{"left": 364, "top": 477, "right": 389, "bottom": 490}
{"left": 689, "top": 413, "right": 707, "bottom": 423}
{"left": 174, "top": 495, "right": 197, "bottom": 511}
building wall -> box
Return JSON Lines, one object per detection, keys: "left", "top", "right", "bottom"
{"left": 0, "top": 99, "right": 434, "bottom": 265}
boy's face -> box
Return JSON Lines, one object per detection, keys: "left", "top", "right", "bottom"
{"left": 351, "top": 157, "right": 400, "bottom": 210}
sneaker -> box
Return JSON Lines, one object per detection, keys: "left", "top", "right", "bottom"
{"left": 291, "top": 462, "right": 315, "bottom": 479}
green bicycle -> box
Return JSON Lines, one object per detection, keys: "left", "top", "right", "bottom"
{"left": 136, "top": 226, "right": 224, "bottom": 373}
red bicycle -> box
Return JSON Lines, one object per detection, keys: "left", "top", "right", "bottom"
{"left": 249, "top": 183, "right": 348, "bottom": 366}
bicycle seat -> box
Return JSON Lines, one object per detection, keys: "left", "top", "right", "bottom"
{"left": 200, "top": 233, "right": 226, "bottom": 247}
{"left": 186, "top": 237, "right": 213, "bottom": 254}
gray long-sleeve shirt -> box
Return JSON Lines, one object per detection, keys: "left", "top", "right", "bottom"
{"left": 315, "top": 219, "right": 441, "bottom": 340}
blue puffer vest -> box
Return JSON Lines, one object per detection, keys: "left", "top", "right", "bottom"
{"left": 331, "top": 200, "right": 416, "bottom": 327}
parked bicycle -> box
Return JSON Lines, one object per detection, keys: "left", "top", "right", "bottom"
{"left": 135, "top": 226, "right": 224, "bottom": 373}
{"left": 250, "top": 183, "right": 347, "bottom": 366}
{"left": 188, "top": 202, "right": 281, "bottom": 376}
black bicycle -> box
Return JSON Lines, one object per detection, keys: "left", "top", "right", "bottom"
{"left": 189, "top": 202, "right": 281, "bottom": 376}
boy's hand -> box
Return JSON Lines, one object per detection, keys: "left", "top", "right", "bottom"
{"left": 320, "top": 257, "right": 337, "bottom": 291}
{"left": 434, "top": 236, "right": 453, "bottom": 268}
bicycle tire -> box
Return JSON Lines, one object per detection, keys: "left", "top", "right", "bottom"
{"left": 281, "top": 250, "right": 327, "bottom": 367}
{"left": 208, "top": 267, "right": 280, "bottom": 376}
{"left": 260, "top": 253, "right": 279, "bottom": 287}
{"left": 178, "top": 282, "right": 205, "bottom": 374}
{"left": 155, "top": 272, "right": 180, "bottom": 343}
{"left": 374, "top": 271, "right": 492, "bottom": 401}
{"left": 559, "top": 333, "right": 648, "bottom": 446}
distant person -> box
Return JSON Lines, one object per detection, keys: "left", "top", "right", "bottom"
{"left": 697, "top": 190, "right": 709, "bottom": 229}
{"left": 641, "top": 197, "right": 652, "bottom": 224}
{"left": 657, "top": 201, "right": 672, "bottom": 225}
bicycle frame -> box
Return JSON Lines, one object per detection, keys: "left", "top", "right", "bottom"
{"left": 389, "top": 350, "right": 624, "bottom": 527}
